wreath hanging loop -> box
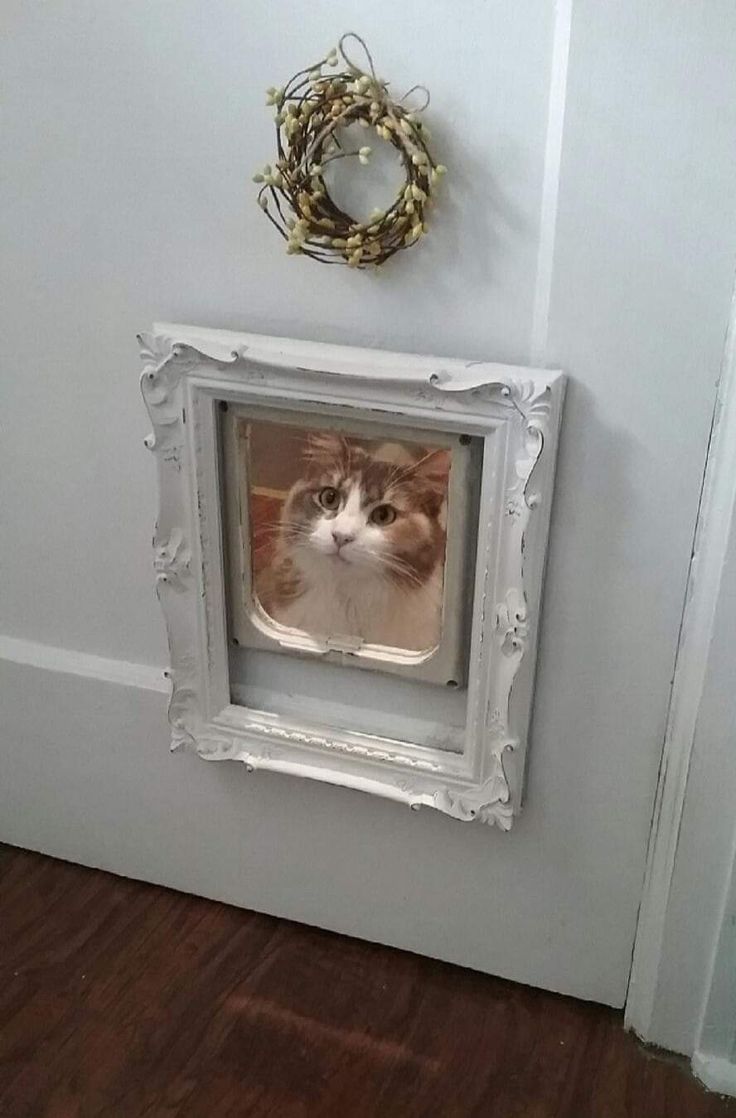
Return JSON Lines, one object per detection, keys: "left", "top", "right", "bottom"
{"left": 252, "top": 33, "right": 447, "bottom": 269}
{"left": 337, "top": 31, "right": 379, "bottom": 81}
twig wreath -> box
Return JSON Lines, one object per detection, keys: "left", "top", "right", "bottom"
{"left": 253, "top": 33, "right": 447, "bottom": 268}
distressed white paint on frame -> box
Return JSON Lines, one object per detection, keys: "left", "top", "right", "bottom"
{"left": 140, "top": 323, "right": 564, "bottom": 828}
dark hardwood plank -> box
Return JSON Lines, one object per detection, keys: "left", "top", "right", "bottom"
{"left": 0, "top": 845, "right": 733, "bottom": 1118}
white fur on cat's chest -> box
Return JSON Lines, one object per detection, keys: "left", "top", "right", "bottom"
{"left": 277, "top": 555, "right": 442, "bottom": 652}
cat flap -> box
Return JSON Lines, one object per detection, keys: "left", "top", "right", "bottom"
{"left": 221, "top": 404, "right": 480, "bottom": 689}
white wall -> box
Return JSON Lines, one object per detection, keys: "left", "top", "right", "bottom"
{"left": 3, "top": 1, "right": 736, "bottom": 1012}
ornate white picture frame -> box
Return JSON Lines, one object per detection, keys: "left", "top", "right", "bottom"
{"left": 140, "top": 323, "right": 564, "bottom": 829}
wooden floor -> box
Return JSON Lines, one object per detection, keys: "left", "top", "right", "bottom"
{"left": 1, "top": 846, "right": 734, "bottom": 1118}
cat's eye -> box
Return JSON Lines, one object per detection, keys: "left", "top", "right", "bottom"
{"left": 370, "top": 504, "right": 396, "bottom": 526}
{"left": 318, "top": 486, "right": 341, "bottom": 511}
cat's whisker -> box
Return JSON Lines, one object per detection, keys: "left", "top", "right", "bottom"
{"left": 275, "top": 522, "right": 317, "bottom": 540}
{"left": 371, "top": 554, "right": 425, "bottom": 588}
{"left": 386, "top": 555, "right": 426, "bottom": 582}
{"left": 252, "top": 515, "right": 296, "bottom": 530}
{"left": 388, "top": 568, "right": 424, "bottom": 588}
{"left": 253, "top": 526, "right": 289, "bottom": 540}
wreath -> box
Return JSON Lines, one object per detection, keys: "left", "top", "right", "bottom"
{"left": 252, "top": 33, "right": 447, "bottom": 268}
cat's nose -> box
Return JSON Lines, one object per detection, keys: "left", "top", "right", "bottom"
{"left": 332, "top": 529, "right": 355, "bottom": 548}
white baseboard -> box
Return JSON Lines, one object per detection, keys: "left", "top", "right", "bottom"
{"left": 692, "top": 1051, "right": 736, "bottom": 1098}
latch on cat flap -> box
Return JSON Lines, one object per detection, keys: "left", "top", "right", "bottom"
{"left": 140, "top": 324, "right": 564, "bottom": 828}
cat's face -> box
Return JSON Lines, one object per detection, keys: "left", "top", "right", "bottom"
{"left": 280, "top": 434, "right": 449, "bottom": 588}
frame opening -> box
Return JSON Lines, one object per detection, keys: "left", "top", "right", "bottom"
{"left": 222, "top": 404, "right": 481, "bottom": 687}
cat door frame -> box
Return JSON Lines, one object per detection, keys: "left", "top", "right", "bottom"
{"left": 221, "top": 404, "right": 480, "bottom": 687}
{"left": 140, "top": 322, "right": 565, "bottom": 829}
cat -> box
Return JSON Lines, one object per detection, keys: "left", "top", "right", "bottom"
{"left": 256, "top": 432, "right": 450, "bottom": 652}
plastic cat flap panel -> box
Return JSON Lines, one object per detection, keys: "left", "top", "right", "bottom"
{"left": 140, "top": 324, "right": 565, "bottom": 829}
{"left": 222, "top": 407, "right": 480, "bottom": 687}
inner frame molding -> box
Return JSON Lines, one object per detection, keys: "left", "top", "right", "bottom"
{"left": 139, "top": 322, "right": 565, "bottom": 829}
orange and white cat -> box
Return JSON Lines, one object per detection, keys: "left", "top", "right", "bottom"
{"left": 257, "top": 434, "right": 449, "bottom": 651}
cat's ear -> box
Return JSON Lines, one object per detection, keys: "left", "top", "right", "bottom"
{"left": 303, "top": 432, "right": 349, "bottom": 469}
{"left": 413, "top": 448, "right": 452, "bottom": 490}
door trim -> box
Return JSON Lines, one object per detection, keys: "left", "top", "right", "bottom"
{"left": 625, "top": 276, "right": 736, "bottom": 1044}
